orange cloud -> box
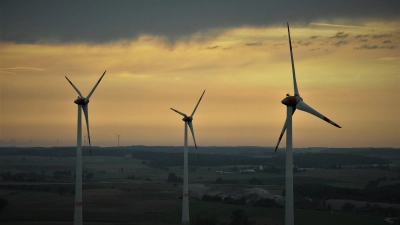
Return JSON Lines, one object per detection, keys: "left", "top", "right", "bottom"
{"left": 1, "top": 21, "right": 399, "bottom": 147}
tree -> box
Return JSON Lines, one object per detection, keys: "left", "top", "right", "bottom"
{"left": 191, "top": 214, "right": 219, "bottom": 225}
{"left": 0, "top": 198, "right": 8, "bottom": 211}
{"left": 167, "top": 173, "right": 182, "bottom": 183}
{"left": 248, "top": 177, "right": 261, "bottom": 185}
{"left": 226, "top": 209, "right": 255, "bottom": 225}
{"left": 342, "top": 202, "right": 355, "bottom": 211}
{"left": 86, "top": 173, "right": 93, "bottom": 179}
{"left": 216, "top": 177, "right": 224, "bottom": 184}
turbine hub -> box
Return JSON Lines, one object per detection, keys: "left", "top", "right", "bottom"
{"left": 281, "top": 95, "right": 302, "bottom": 106}
{"left": 74, "top": 97, "right": 89, "bottom": 105}
{"left": 182, "top": 116, "right": 193, "bottom": 122}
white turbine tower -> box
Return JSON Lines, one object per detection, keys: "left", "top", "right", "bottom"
{"left": 65, "top": 70, "right": 106, "bottom": 225}
{"left": 171, "top": 90, "right": 205, "bottom": 224}
{"left": 275, "top": 23, "right": 341, "bottom": 225}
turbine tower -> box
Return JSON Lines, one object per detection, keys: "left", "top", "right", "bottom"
{"left": 116, "top": 134, "right": 120, "bottom": 147}
{"left": 274, "top": 23, "right": 341, "bottom": 225}
{"left": 171, "top": 90, "right": 205, "bottom": 224}
{"left": 65, "top": 70, "right": 106, "bottom": 225}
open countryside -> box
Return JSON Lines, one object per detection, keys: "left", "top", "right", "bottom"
{"left": 0, "top": 146, "right": 399, "bottom": 225}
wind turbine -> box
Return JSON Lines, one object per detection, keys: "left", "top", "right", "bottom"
{"left": 116, "top": 134, "right": 120, "bottom": 147}
{"left": 65, "top": 70, "right": 106, "bottom": 225}
{"left": 171, "top": 90, "right": 205, "bottom": 224}
{"left": 275, "top": 23, "right": 341, "bottom": 225}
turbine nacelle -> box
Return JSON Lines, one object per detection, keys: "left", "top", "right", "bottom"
{"left": 74, "top": 97, "right": 89, "bottom": 105}
{"left": 182, "top": 116, "right": 193, "bottom": 122}
{"left": 281, "top": 95, "right": 302, "bottom": 106}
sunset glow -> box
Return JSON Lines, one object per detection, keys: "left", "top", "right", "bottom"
{"left": 1, "top": 3, "right": 399, "bottom": 148}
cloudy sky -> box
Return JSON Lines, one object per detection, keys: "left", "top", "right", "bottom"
{"left": 1, "top": 0, "right": 399, "bottom": 148}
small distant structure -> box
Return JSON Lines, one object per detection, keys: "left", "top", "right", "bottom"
{"left": 116, "top": 134, "right": 120, "bottom": 147}
{"left": 259, "top": 165, "right": 264, "bottom": 171}
{"left": 239, "top": 169, "right": 255, "bottom": 174}
{"left": 215, "top": 171, "right": 235, "bottom": 174}
{"left": 297, "top": 168, "right": 316, "bottom": 172}
{"left": 10, "top": 139, "right": 16, "bottom": 148}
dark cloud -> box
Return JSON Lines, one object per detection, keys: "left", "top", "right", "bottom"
{"left": 1, "top": 0, "right": 399, "bottom": 43}
{"left": 334, "top": 40, "right": 348, "bottom": 46}
{"left": 355, "top": 44, "right": 379, "bottom": 49}
{"left": 372, "top": 34, "right": 392, "bottom": 39}
{"left": 206, "top": 45, "right": 220, "bottom": 49}
{"left": 355, "top": 35, "right": 369, "bottom": 38}
{"left": 297, "top": 41, "right": 312, "bottom": 46}
{"left": 382, "top": 45, "right": 397, "bottom": 49}
{"left": 330, "top": 31, "right": 350, "bottom": 39}
{"left": 359, "top": 39, "right": 368, "bottom": 42}
{"left": 246, "top": 42, "right": 262, "bottom": 46}
{"left": 309, "top": 35, "right": 320, "bottom": 39}
{"left": 382, "top": 40, "right": 392, "bottom": 44}
{"left": 354, "top": 44, "right": 397, "bottom": 50}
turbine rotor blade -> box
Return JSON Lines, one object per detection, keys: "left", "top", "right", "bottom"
{"left": 274, "top": 108, "right": 296, "bottom": 152}
{"left": 296, "top": 101, "right": 341, "bottom": 128}
{"left": 65, "top": 76, "right": 84, "bottom": 98}
{"left": 188, "top": 121, "right": 199, "bottom": 158}
{"left": 187, "top": 122, "right": 198, "bottom": 149}
{"left": 82, "top": 105, "right": 92, "bottom": 155}
{"left": 190, "top": 90, "right": 206, "bottom": 117}
{"left": 287, "top": 23, "right": 300, "bottom": 96}
{"left": 170, "top": 108, "right": 187, "bottom": 117}
{"left": 86, "top": 70, "right": 107, "bottom": 100}
{"left": 274, "top": 122, "right": 286, "bottom": 152}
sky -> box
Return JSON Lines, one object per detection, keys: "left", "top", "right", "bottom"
{"left": 1, "top": 0, "right": 399, "bottom": 148}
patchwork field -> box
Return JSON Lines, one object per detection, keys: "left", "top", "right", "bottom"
{"left": 1, "top": 154, "right": 399, "bottom": 225}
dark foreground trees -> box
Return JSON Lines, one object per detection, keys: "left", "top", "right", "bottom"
{"left": 191, "top": 209, "right": 255, "bottom": 225}
{"left": 0, "top": 198, "right": 8, "bottom": 211}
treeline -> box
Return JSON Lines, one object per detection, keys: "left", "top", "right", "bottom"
{"left": 294, "top": 183, "right": 400, "bottom": 204}
{"left": 132, "top": 151, "right": 281, "bottom": 168}
{"left": 0, "top": 147, "right": 391, "bottom": 168}
{"left": 320, "top": 148, "right": 400, "bottom": 158}
{"left": 1, "top": 171, "right": 45, "bottom": 182}
{"left": 192, "top": 209, "right": 256, "bottom": 225}
{"left": 293, "top": 153, "right": 389, "bottom": 168}
{"left": 0, "top": 146, "right": 275, "bottom": 156}
{"left": 131, "top": 151, "right": 389, "bottom": 168}
{"left": 0, "top": 183, "right": 74, "bottom": 195}
{"left": 0, "top": 171, "right": 94, "bottom": 182}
